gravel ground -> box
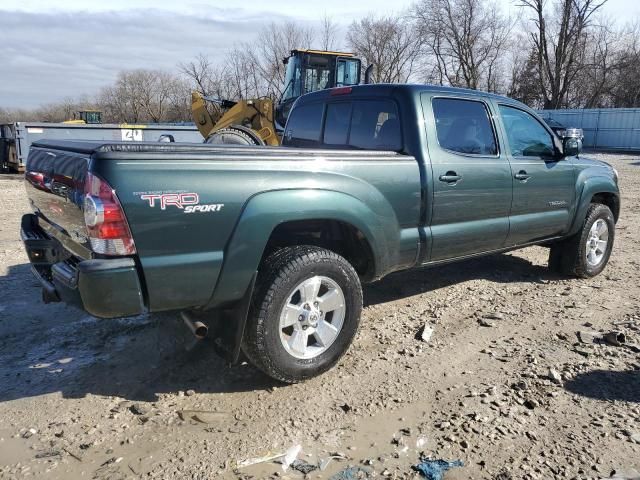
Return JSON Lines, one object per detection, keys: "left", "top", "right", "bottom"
{"left": 0, "top": 153, "right": 638, "bottom": 480}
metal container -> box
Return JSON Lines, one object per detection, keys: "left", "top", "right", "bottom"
{"left": 539, "top": 108, "right": 640, "bottom": 151}
{"left": 0, "top": 122, "right": 203, "bottom": 172}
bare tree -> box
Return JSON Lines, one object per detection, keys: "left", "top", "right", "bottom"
{"left": 138, "top": 70, "right": 188, "bottom": 122}
{"left": 97, "top": 69, "right": 190, "bottom": 123}
{"left": 610, "top": 20, "right": 640, "bottom": 107}
{"left": 571, "top": 18, "right": 620, "bottom": 108}
{"left": 319, "top": 14, "right": 340, "bottom": 51}
{"left": 507, "top": 45, "right": 546, "bottom": 107}
{"left": 0, "top": 106, "right": 43, "bottom": 123}
{"left": 413, "top": 0, "right": 511, "bottom": 92}
{"left": 178, "top": 53, "right": 216, "bottom": 97}
{"left": 222, "top": 45, "right": 264, "bottom": 100}
{"left": 99, "top": 71, "right": 143, "bottom": 123}
{"left": 251, "top": 21, "right": 314, "bottom": 99}
{"left": 517, "top": 0, "right": 607, "bottom": 109}
{"left": 179, "top": 53, "right": 239, "bottom": 100}
{"left": 347, "top": 15, "right": 421, "bottom": 83}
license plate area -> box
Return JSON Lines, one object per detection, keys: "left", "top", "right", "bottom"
{"left": 21, "top": 214, "right": 71, "bottom": 265}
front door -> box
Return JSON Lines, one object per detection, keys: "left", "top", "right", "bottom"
{"left": 422, "top": 94, "right": 513, "bottom": 262}
{"left": 496, "top": 104, "right": 575, "bottom": 246}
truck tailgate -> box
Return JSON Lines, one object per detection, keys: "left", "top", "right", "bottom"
{"left": 24, "top": 144, "right": 92, "bottom": 258}
{"left": 22, "top": 142, "right": 147, "bottom": 318}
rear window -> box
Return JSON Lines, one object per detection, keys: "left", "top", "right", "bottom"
{"left": 432, "top": 98, "right": 497, "bottom": 156}
{"left": 284, "top": 103, "right": 324, "bottom": 147}
{"left": 285, "top": 98, "right": 402, "bottom": 151}
{"left": 348, "top": 100, "right": 401, "bottom": 150}
{"left": 323, "top": 102, "right": 352, "bottom": 145}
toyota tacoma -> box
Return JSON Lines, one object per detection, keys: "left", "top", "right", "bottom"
{"left": 21, "top": 84, "right": 620, "bottom": 382}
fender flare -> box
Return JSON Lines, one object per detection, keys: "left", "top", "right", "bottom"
{"left": 207, "top": 188, "right": 395, "bottom": 308}
{"left": 568, "top": 176, "right": 620, "bottom": 236}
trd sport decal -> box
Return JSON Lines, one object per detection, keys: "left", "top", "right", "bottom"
{"left": 136, "top": 192, "right": 224, "bottom": 213}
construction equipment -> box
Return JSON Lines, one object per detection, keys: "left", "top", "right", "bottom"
{"left": 192, "top": 49, "right": 363, "bottom": 145}
{"left": 63, "top": 110, "right": 102, "bottom": 124}
{"left": 192, "top": 95, "right": 280, "bottom": 146}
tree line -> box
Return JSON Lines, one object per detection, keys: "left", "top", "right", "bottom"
{"left": 2, "top": 0, "right": 639, "bottom": 124}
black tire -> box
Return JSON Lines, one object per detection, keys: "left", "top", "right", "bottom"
{"left": 548, "top": 203, "right": 615, "bottom": 278}
{"left": 205, "top": 125, "right": 264, "bottom": 145}
{"left": 242, "top": 246, "right": 363, "bottom": 383}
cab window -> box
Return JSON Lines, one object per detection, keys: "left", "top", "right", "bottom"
{"left": 323, "top": 102, "right": 352, "bottom": 145}
{"left": 321, "top": 99, "right": 401, "bottom": 151}
{"left": 499, "top": 105, "right": 555, "bottom": 157}
{"left": 349, "top": 100, "right": 401, "bottom": 150}
{"left": 336, "top": 58, "right": 360, "bottom": 87}
{"left": 432, "top": 98, "right": 497, "bottom": 156}
{"left": 284, "top": 103, "right": 324, "bottom": 147}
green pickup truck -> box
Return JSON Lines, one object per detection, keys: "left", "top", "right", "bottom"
{"left": 21, "top": 84, "right": 620, "bottom": 382}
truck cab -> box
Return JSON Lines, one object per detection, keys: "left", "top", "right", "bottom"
{"left": 282, "top": 84, "right": 619, "bottom": 262}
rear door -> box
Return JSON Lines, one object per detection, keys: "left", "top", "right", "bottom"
{"left": 496, "top": 104, "right": 575, "bottom": 246}
{"left": 422, "top": 94, "right": 512, "bottom": 261}
{"left": 319, "top": 97, "right": 419, "bottom": 268}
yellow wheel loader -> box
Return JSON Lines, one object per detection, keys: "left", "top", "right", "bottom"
{"left": 63, "top": 110, "right": 102, "bottom": 124}
{"left": 191, "top": 49, "right": 366, "bottom": 145}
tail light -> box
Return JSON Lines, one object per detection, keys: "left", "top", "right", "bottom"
{"left": 83, "top": 172, "right": 136, "bottom": 255}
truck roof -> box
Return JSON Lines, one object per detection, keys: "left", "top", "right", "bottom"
{"left": 295, "top": 83, "right": 524, "bottom": 108}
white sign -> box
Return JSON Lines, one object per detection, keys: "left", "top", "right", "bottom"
{"left": 27, "top": 128, "right": 44, "bottom": 134}
{"left": 121, "top": 129, "right": 143, "bottom": 141}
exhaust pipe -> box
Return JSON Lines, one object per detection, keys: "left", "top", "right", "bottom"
{"left": 364, "top": 64, "right": 374, "bottom": 84}
{"left": 603, "top": 331, "right": 626, "bottom": 347}
{"left": 181, "top": 311, "right": 208, "bottom": 339}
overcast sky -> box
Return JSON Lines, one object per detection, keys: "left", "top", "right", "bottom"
{"left": 1, "top": 0, "right": 637, "bottom": 109}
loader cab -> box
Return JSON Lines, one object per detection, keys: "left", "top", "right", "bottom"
{"left": 276, "top": 50, "right": 361, "bottom": 128}
{"left": 79, "top": 110, "right": 102, "bottom": 124}
{"left": 63, "top": 110, "right": 103, "bottom": 125}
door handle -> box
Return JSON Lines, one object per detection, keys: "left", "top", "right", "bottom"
{"left": 439, "top": 171, "right": 462, "bottom": 183}
{"left": 514, "top": 170, "right": 531, "bottom": 181}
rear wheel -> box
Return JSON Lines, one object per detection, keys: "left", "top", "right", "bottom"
{"left": 242, "top": 246, "right": 362, "bottom": 383}
{"left": 548, "top": 203, "right": 615, "bottom": 278}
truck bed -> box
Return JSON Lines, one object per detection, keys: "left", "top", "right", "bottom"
{"left": 24, "top": 140, "right": 421, "bottom": 317}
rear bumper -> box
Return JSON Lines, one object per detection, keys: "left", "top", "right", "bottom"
{"left": 21, "top": 214, "right": 145, "bottom": 318}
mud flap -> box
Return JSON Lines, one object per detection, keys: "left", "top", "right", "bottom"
{"left": 212, "top": 272, "right": 257, "bottom": 365}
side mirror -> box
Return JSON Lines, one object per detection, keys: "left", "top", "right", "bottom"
{"left": 561, "top": 128, "right": 583, "bottom": 157}
{"left": 563, "top": 136, "right": 582, "bottom": 157}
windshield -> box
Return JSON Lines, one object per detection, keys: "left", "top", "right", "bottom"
{"left": 282, "top": 56, "right": 302, "bottom": 102}
{"left": 84, "top": 111, "right": 101, "bottom": 123}
{"left": 302, "top": 54, "right": 333, "bottom": 94}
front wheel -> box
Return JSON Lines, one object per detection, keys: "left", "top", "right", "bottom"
{"left": 548, "top": 203, "right": 615, "bottom": 278}
{"left": 242, "top": 246, "right": 363, "bottom": 383}
{"left": 205, "top": 125, "right": 264, "bottom": 145}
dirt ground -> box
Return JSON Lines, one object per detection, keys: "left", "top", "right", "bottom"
{"left": 0, "top": 153, "right": 638, "bottom": 480}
